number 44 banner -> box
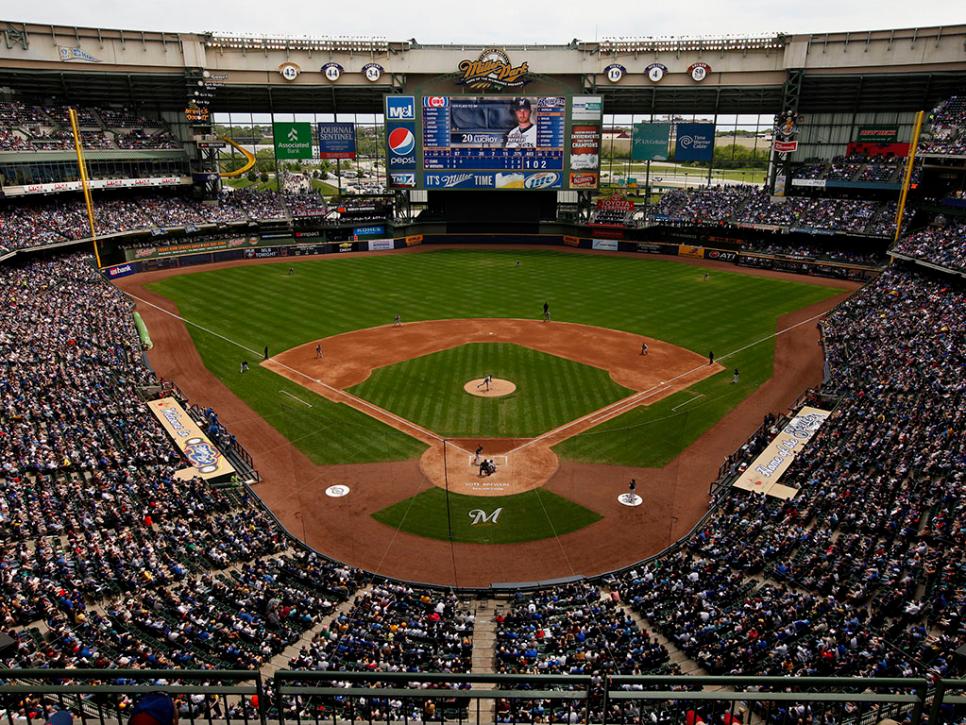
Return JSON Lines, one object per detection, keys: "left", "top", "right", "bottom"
{"left": 273, "top": 122, "right": 313, "bottom": 159}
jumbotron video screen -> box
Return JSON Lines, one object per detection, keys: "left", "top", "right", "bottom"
{"left": 385, "top": 94, "right": 602, "bottom": 191}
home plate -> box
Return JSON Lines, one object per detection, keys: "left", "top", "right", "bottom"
{"left": 618, "top": 493, "right": 643, "bottom": 507}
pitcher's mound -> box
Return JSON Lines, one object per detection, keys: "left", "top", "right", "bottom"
{"left": 464, "top": 378, "right": 516, "bottom": 398}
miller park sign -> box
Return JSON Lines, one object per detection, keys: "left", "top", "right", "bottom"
{"left": 456, "top": 48, "right": 530, "bottom": 91}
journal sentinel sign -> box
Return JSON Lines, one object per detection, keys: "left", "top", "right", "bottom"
{"left": 675, "top": 123, "right": 715, "bottom": 162}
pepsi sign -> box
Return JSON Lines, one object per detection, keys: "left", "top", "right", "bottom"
{"left": 388, "top": 127, "right": 416, "bottom": 157}
{"left": 386, "top": 95, "right": 416, "bottom": 120}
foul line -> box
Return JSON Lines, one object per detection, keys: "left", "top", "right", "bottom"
{"left": 124, "top": 292, "right": 460, "bottom": 451}
{"left": 671, "top": 391, "right": 705, "bottom": 412}
{"left": 510, "top": 308, "right": 833, "bottom": 455}
{"left": 279, "top": 390, "right": 312, "bottom": 407}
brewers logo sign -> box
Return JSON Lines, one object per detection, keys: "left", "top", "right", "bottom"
{"left": 457, "top": 48, "right": 530, "bottom": 91}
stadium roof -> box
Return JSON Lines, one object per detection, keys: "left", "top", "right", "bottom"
{"left": 0, "top": 21, "right": 962, "bottom": 115}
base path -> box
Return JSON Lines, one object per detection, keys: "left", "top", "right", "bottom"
{"left": 115, "top": 245, "right": 859, "bottom": 588}
{"left": 271, "top": 318, "right": 716, "bottom": 393}
{"left": 268, "top": 318, "right": 721, "bottom": 496}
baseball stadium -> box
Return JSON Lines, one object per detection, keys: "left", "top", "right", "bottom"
{"left": 0, "top": 10, "right": 964, "bottom": 724}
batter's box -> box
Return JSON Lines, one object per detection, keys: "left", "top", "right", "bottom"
{"left": 468, "top": 454, "right": 508, "bottom": 467}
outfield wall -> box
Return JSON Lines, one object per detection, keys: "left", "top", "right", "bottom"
{"left": 96, "top": 232, "right": 881, "bottom": 284}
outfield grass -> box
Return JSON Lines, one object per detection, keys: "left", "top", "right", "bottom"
{"left": 147, "top": 248, "right": 840, "bottom": 465}
{"left": 349, "top": 342, "right": 632, "bottom": 437}
{"left": 372, "top": 487, "right": 602, "bottom": 544}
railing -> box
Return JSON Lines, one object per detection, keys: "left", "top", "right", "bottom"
{"left": 0, "top": 669, "right": 264, "bottom": 725}
{"left": 3, "top": 672, "right": 963, "bottom": 724}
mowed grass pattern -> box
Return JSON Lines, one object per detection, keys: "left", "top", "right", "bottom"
{"left": 147, "top": 249, "right": 841, "bottom": 465}
{"left": 372, "top": 488, "right": 602, "bottom": 544}
{"left": 350, "top": 342, "right": 632, "bottom": 437}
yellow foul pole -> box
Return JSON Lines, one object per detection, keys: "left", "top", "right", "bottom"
{"left": 68, "top": 107, "right": 103, "bottom": 268}
{"left": 894, "top": 110, "right": 924, "bottom": 245}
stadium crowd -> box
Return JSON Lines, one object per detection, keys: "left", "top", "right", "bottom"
{"left": 894, "top": 216, "right": 966, "bottom": 271}
{"left": 0, "top": 190, "right": 302, "bottom": 251}
{"left": 919, "top": 96, "right": 966, "bottom": 156}
{"left": 794, "top": 154, "right": 904, "bottom": 184}
{"left": 654, "top": 186, "right": 899, "bottom": 236}
{"left": 615, "top": 265, "right": 964, "bottom": 682}
{"left": 0, "top": 101, "right": 181, "bottom": 151}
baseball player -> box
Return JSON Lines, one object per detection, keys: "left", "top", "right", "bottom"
{"left": 640, "top": 342, "right": 649, "bottom": 356}
{"left": 732, "top": 368, "right": 740, "bottom": 384}
{"left": 473, "top": 445, "right": 483, "bottom": 465}
{"left": 505, "top": 98, "right": 537, "bottom": 148}
{"left": 315, "top": 344, "right": 323, "bottom": 359}
{"left": 393, "top": 313, "right": 402, "bottom": 327}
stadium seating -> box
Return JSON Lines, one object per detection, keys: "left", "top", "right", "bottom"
{"left": 0, "top": 101, "right": 181, "bottom": 151}
{"left": 0, "top": 252, "right": 961, "bottom": 696}
{"left": 653, "top": 186, "right": 899, "bottom": 236}
{"left": 919, "top": 96, "right": 966, "bottom": 156}
{"left": 894, "top": 216, "right": 966, "bottom": 271}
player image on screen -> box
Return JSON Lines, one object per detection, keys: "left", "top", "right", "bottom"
{"left": 505, "top": 98, "right": 537, "bottom": 148}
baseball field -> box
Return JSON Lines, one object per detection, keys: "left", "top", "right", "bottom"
{"left": 121, "top": 246, "right": 853, "bottom": 585}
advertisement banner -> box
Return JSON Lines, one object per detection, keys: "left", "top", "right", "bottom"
{"left": 104, "top": 263, "right": 138, "bottom": 279}
{"left": 846, "top": 141, "right": 909, "bottom": 158}
{"left": 592, "top": 239, "right": 619, "bottom": 251}
{"left": 423, "top": 171, "right": 562, "bottom": 190}
{"left": 704, "top": 249, "right": 737, "bottom": 262}
{"left": 354, "top": 225, "right": 386, "bottom": 237}
{"left": 570, "top": 124, "right": 601, "bottom": 186}
{"left": 675, "top": 123, "right": 715, "bottom": 162}
{"left": 126, "top": 236, "right": 260, "bottom": 261}
{"left": 571, "top": 96, "right": 603, "bottom": 121}
{"left": 562, "top": 235, "right": 581, "bottom": 247}
{"left": 791, "top": 178, "right": 827, "bottom": 188}
{"left": 404, "top": 235, "right": 423, "bottom": 246}
{"left": 317, "top": 122, "right": 357, "bottom": 159}
{"left": 772, "top": 140, "right": 799, "bottom": 153}
{"left": 273, "top": 122, "right": 313, "bottom": 160}
{"left": 570, "top": 172, "right": 599, "bottom": 188}
{"left": 3, "top": 176, "right": 188, "bottom": 197}
{"left": 386, "top": 96, "right": 417, "bottom": 187}
{"left": 367, "top": 239, "right": 395, "bottom": 251}
{"left": 856, "top": 125, "right": 899, "bottom": 143}
{"left": 632, "top": 123, "right": 671, "bottom": 161}
{"left": 147, "top": 397, "right": 235, "bottom": 481}
{"left": 678, "top": 244, "right": 705, "bottom": 258}
{"left": 733, "top": 406, "right": 831, "bottom": 500}
{"left": 635, "top": 242, "right": 673, "bottom": 255}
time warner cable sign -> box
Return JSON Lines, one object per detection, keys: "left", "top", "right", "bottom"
{"left": 675, "top": 123, "right": 715, "bottom": 162}
{"left": 385, "top": 96, "right": 417, "bottom": 188}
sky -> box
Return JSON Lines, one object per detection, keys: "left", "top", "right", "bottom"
{"left": 11, "top": 0, "right": 964, "bottom": 43}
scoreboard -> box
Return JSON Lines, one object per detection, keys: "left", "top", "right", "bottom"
{"left": 386, "top": 94, "right": 602, "bottom": 191}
